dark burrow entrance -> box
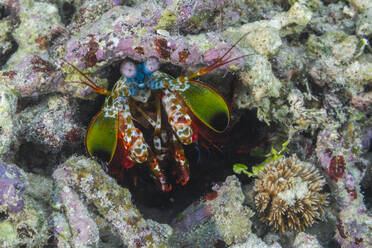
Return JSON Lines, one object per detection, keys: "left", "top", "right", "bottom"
{"left": 130, "top": 108, "right": 270, "bottom": 224}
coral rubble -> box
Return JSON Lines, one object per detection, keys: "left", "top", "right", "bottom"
{"left": 0, "top": 85, "right": 18, "bottom": 162}
{"left": 0, "top": 0, "right": 371, "bottom": 247}
{"left": 53, "top": 156, "right": 172, "bottom": 248}
{"left": 170, "top": 175, "right": 254, "bottom": 247}
{"left": 0, "top": 161, "right": 25, "bottom": 213}
{"left": 18, "top": 95, "right": 83, "bottom": 152}
{"left": 0, "top": 161, "right": 51, "bottom": 247}
{"left": 316, "top": 127, "right": 372, "bottom": 248}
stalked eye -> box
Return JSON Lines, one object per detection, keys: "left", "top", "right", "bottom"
{"left": 120, "top": 61, "right": 136, "bottom": 78}
{"left": 144, "top": 57, "right": 160, "bottom": 73}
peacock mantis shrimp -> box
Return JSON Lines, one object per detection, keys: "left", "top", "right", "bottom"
{"left": 62, "top": 32, "right": 250, "bottom": 191}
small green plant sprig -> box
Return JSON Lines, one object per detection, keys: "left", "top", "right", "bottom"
{"left": 233, "top": 141, "right": 289, "bottom": 177}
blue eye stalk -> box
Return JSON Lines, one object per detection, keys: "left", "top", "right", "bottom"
{"left": 120, "top": 57, "right": 160, "bottom": 95}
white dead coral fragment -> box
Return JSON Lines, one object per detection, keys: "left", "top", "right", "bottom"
{"left": 0, "top": 85, "right": 18, "bottom": 160}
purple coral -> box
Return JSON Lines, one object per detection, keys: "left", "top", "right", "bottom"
{"left": 53, "top": 184, "right": 99, "bottom": 247}
{"left": 0, "top": 162, "right": 25, "bottom": 212}
{"left": 62, "top": 5, "right": 246, "bottom": 72}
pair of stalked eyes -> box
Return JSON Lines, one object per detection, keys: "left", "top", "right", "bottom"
{"left": 120, "top": 57, "right": 160, "bottom": 78}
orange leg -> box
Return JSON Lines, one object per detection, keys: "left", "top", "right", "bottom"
{"left": 153, "top": 92, "right": 163, "bottom": 154}
{"left": 119, "top": 105, "right": 171, "bottom": 191}
{"left": 170, "top": 133, "right": 190, "bottom": 185}
{"left": 148, "top": 150, "right": 172, "bottom": 191}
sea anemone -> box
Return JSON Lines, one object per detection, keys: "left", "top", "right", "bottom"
{"left": 254, "top": 155, "right": 328, "bottom": 232}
